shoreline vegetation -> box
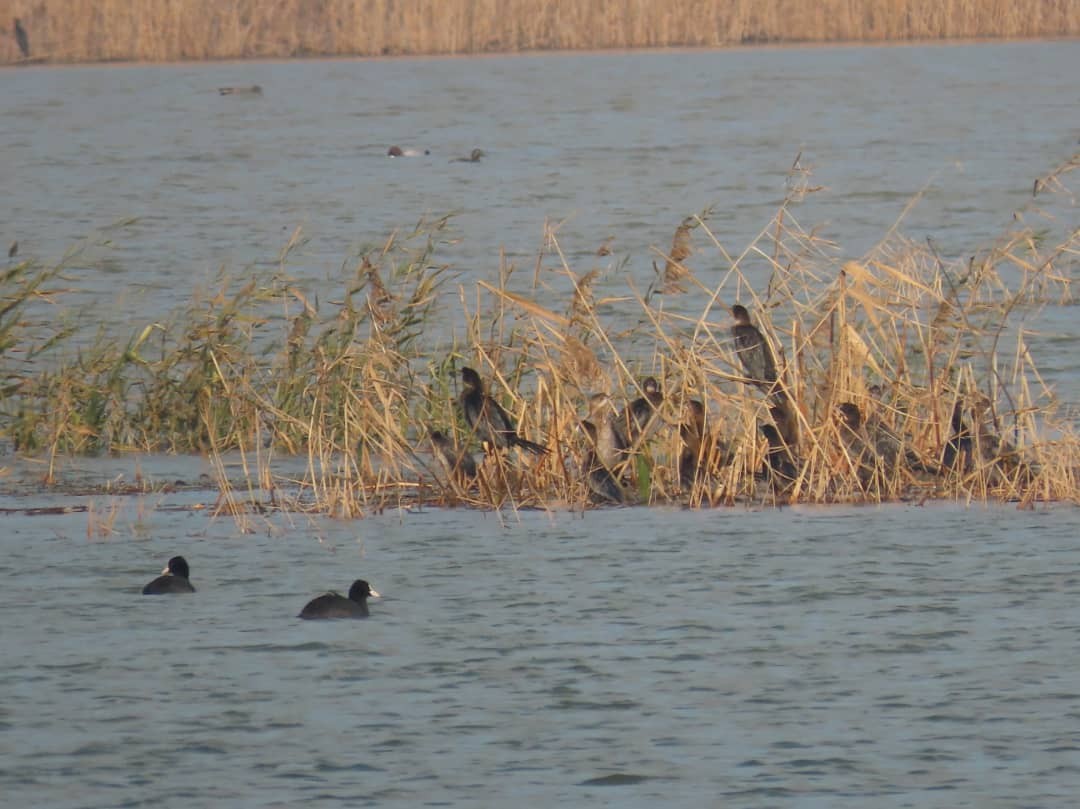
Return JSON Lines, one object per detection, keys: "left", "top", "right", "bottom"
{"left": 4, "top": 1, "right": 1080, "bottom": 65}
{"left": 3, "top": 151, "right": 1079, "bottom": 516}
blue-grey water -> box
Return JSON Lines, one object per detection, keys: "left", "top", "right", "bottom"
{"left": 3, "top": 499, "right": 1080, "bottom": 807}
{"left": 3, "top": 41, "right": 1080, "bottom": 806}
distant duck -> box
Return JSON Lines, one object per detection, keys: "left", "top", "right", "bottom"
{"left": 452, "top": 148, "right": 485, "bottom": 163}
{"left": 142, "top": 556, "right": 195, "bottom": 595}
{"left": 299, "top": 580, "right": 380, "bottom": 619}
{"left": 387, "top": 145, "right": 430, "bottom": 157}
{"left": 218, "top": 85, "right": 262, "bottom": 96}
{"left": 13, "top": 18, "right": 29, "bottom": 59}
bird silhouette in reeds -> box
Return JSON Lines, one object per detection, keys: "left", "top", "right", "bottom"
{"left": 619, "top": 377, "right": 663, "bottom": 445}
{"left": 459, "top": 367, "right": 547, "bottom": 456}
{"left": 941, "top": 401, "right": 974, "bottom": 473}
{"left": 13, "top": 18, "right": 29, "bottom": 59}
{"left": 586, "top": 393, "right": 629, "bottom": 474}
{"left": 732, "top": 304, "right": 783, "bottom": 400}
{"left": 581, "top": 421, "right": 625, "bottom": 504}
{"left": 429, "top": 428, "right": 477, "bottom": 482}
{"left": 834, "top": 402, "right": 880, "bottom": 490}
{"left": 679, "top": 399, "right": 735, "bottom": 488}
{"left": 760, "top": 422, "right": 799, "bottom": 496}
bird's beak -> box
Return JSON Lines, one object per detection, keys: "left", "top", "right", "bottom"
{"left": 368, "top": 588, "right": 381, "bottom": 599}
{"left": 161, "top": 565, "right": 170, "bottom": 574}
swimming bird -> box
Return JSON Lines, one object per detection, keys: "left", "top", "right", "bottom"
{"left": 459, "top": 367, "right": 548, "bottom": 455}
{"left": 142, "top": 556, "right": 195, "bottom": 594}
{"left": 218, "top": 85, "right": 262, "bottom": 96}
{"left": 731, "top": 304, "right": 781, "bottom": 397}
{"left": 581, "top": 421, "right": 625, "bottom": 504}
{"left": 452, "top": 148, "right": 485, "bottom": 163}
{"left": 299, "top": 580, "right": 379, "bottom": 619}
{"left": 387, "top": 145, "right": 430, "bottom": 157}
{"left": 13, "top": 18, "right": 29, "bottom": 59}
{"left": 619, "top": 376, "right": 663, "bottom": 444}
{"left": 429, "top": 428, "right": 477, "bottom": 481}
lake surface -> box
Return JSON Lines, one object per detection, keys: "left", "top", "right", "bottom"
{"left": 3, "top": 42, "right": 1080, "bottom": 806}
{"left": 4, "top": 43, "right": 1079, "bottom": 368}
{"left": 2, "top": 498, "right": 1080, "bottom": 807}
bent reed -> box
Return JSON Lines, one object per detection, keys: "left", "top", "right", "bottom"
{"left": 3, "top": 153, "right": 1080, "bottom": 513}
{"left": 3, "top": 0, "right": 1079, "bottom": 64}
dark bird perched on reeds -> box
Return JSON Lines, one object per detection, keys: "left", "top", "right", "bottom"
{"left": 941, "top": 401, "right": 974, "bottom": 473}
{"left": 834, "top": 402, "right": 880, "bottom": 489}
{"left": 760, "top": 423, "right": 799, "bottom": 494}
{"left": 299, "top": 580, "right": 379, "bottom": 619}
{"left": 581, "top": 421, "right": 625, "bottom": 504}
{"left": 459, "top": 367, "right": 548, "bottom": 455}
{"left": 731, "top": 304, "right": 781, "bottom": 397}
{"left": 586, "top": 393, "right": 628, "bottom": 473}
{"left": 429, "top": 428, "right": 477, "bottom": 481}
{"left": 452, "top": 148, "right": 485, "bottom": 163}
{"left": 620, "top": 376, "right": 663, "bottom": 443}
{"left": 142, "top": 556, "right": 195, "bottom": 595}
{"left": 13, "top": 18, "right": 29, "bottom": 59}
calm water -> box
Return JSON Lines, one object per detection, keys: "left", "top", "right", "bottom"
{"left": 2, "top": 499, "right": 1080, "bottom": 807}
{"left": 3, "top": 42, "right": 1080, "bottom": 806}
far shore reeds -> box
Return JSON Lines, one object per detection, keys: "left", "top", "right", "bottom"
{"left": 3, "top": 0, "right": 1079, "bottom": 65}
{"left": 2, "top": 151, "right": 1079, "bottom": 514}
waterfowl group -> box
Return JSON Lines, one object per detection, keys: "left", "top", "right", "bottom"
{"left": 142, "top": 556, "right": 380, "bottom": 620}
{"left": 420, "top": 300, "right": 1025, "bottom": 505}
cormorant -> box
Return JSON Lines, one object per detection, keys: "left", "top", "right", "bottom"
{"left": 620, "top": 376, "right": 663, "bottom": 443}
{"left": 582, "top": 421, "right": 625, "bottom": 504}
{"left": 586, "top": 393, "right": 628, "bottom": 472}
{"left": 142, "top": 556, "right": 195, "bottom": 595}
{"left": 459, "top": 367, "right": 548, "bottom": 455}
{"left": 760, "top": 423, "right": 799, "bottom": 494}
{"left": 834, "top": 402, "right": 879, "bottom": 489}
{"left": 13, "top": 18, "right": 29, "bottom": 59}
{"left": 732, "top": 304, "right": 781, "bottom": 397}
{"left": 299, "top": 580, "right": 379, "bottom": 619}
{"left": 429, "top": 428, "right": 477, "bottom": 481}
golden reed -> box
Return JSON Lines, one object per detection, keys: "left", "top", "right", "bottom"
{"left": 3, "top": 0, "right": 1078, "bottom": 64}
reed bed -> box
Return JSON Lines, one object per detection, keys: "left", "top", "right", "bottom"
{"left": 3, "top": 0, "right": 1078, "bottom": 64}
{"left": 2, "top": 152, "right": 1079, "bottom": 514}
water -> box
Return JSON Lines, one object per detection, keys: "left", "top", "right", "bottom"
{"left": 3, "top": 500, "right": 1080, "bottom": 806}
{"left": 4, "top": 43, "right": 1078, "bottom": 329}
{"left": 3, "top": 42, "right": 1080, "bottom": 806}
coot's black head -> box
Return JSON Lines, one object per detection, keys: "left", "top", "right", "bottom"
{"left": 348, "top": 579, "right": 380, "bottom": 603}
{"left": 642, "top": 376, "right": 660, "bottom": 396}
{"left": 461, "top": 367, "right": 481, "bottom": 392}
{"left": 732, "top": 304, "right": 751, "bottom": 325}
{"left": 165, "top": 555, "right": 190, "bottom": 579}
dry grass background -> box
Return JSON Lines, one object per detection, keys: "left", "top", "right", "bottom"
{"left": 2, "top": 0, "right": 1078, "bottom": 63}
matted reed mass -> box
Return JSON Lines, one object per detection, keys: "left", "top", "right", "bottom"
{"left": 3, "top": 152, "right": 1079, "bottom": 513}
{"left": 3, "top": 0, "right": 1079, "bottom": 64}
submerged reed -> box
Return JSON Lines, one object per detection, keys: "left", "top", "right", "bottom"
{"left": 2, "top": 153, "right": 1079, "bottom": 510}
